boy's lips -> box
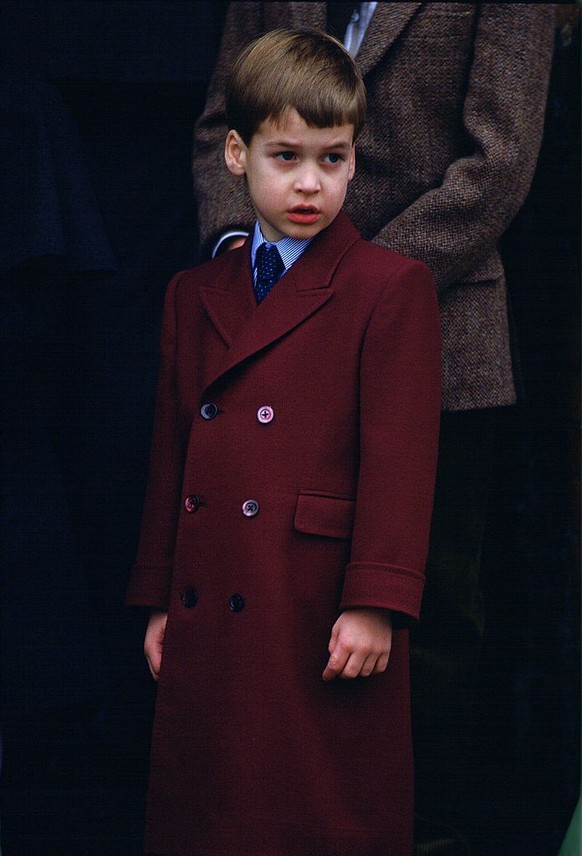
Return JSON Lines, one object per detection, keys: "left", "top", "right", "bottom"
{"left": 287, "top": 206, "right": 321, "bottom": 225}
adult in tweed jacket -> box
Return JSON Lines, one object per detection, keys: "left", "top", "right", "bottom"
{"left": 192, "top": 3, "right": 555, "bottom": 852}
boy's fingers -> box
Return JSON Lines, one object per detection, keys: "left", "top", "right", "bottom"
{"left": 327, "top": 623, "right": 339, "bottom": 654}
{"left": 323, "top": 610, "right": 393, "bottom": 680}
{"left": 337, "top": 653, "right": 365, "bottom": 679}
{"left": 359, "top": 653, "right": 379, "bottom": 677}
{"left": 145, "top": 647, "right": 161, "bottom": 681}
{"left": 374, "top": 652, "right": 390, "bottom": 673}
{"left": 323, "top": 650, "right": 368, "bottom": 681}
{"left": 144, "top": 611, "right": 167, "bottom": 682}
{"left": 322, "top": 647, "right": 349, "bottom": 681}
{"left": 323, "top": 651, "right": 389, "bottom": 681}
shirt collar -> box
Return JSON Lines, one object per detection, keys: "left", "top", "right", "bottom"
{"left": 250, "top": 222, "right": 313, "bottom": 274}
{"left": 344, "top": 2, "right": 378, "bottom": 56}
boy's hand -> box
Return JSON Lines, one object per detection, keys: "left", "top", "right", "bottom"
{"left": 144, "top": 609, "right": 167, "bottom": 681}
{"left": 322, "top": 608, "right": 393, "bottom": 681}
{"left": 226, "top": 237, "right": 246, "bottom": 251}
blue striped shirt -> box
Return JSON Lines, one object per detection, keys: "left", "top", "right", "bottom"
{"left": 250, "top": 222, "right": 313, "bottom": 285}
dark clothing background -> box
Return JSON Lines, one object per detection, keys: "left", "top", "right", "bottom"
{"left": 0, "top": 2, "right": 578, "bottom": 855}
{"left": 0, "top": 3, "right": 227, "bottom": 853}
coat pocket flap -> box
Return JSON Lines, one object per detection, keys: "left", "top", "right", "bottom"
{"left": 294, "top": 492, "right": 355, "bottom": 539}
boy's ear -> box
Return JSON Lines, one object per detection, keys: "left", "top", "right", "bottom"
{"left": 224, "top": 130, "right": 247, "bottom": 176}
{"left": 348, "top": 144, "right": 356, "bottom": 181}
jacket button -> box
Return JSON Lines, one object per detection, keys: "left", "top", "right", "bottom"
{"left": 185, "top": 494, "right": 201, "bottom": 513}
{"left": 257, "top": 405, "right": 274, "bottom": 424}
{"left": 200, "top": 402, "right": 219, "bottom": 420}
{"left": 229, "top": 593, "right": 245, "bottom": 612}
{"left": 181, "top": 587, "right": 198, "bottom": 608}
{"left": 242, "top": 499, "right": 260, "bottom": 517}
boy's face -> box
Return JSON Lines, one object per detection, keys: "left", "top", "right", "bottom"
{"left": 225, "top": 107, "right": 355, "bottom": 243}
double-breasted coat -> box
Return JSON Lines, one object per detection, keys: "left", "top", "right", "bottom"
{"left": 126, "top": 213, "right": 441, "bottom": 855}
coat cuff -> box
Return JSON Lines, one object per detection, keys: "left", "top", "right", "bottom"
{"left": 125, "top": 563, "right": 172, "bottom": 610}
{"left": 340, "top": 561, "right": 425, "bottom": 620}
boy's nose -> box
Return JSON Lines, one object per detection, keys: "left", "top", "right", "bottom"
{"left": 294, "top": 166, "right": 321, "bottom": 194}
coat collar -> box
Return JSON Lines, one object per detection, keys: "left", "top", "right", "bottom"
{"left": 356, "top": 3, "right": 422, "bottom": 76}
{"left": 200, "top": 211, "right": 361, "bottom": 392}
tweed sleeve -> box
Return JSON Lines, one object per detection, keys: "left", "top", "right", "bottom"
{"left": 192, "top": 2, "right": 260, "bottom": 257}
{"left": 372, "top": 4, "right": 555, "bottom": 291}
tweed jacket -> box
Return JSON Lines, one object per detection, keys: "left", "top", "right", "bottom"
{"left": 192, "top": 2, "right": 555, "bottom": 411}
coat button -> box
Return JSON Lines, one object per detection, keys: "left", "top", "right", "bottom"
{"left": 181, "top": 587, "right": 198, "bottom": 608}
{"left": 229, "top": 593, "right": 245, "bottom": 612}
{"left": 185, "top": 494, "right": 201, "bottom": 513}
{"left": 257, "top": 405, "right": 274, "bottom": 424}
{"left": 242, "top": 499, "right": 260, "bottom": 517}
{"left": 200, "top": 402, "right": 219, "bottom": 420}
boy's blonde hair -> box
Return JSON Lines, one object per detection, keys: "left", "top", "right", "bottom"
{"left": 225, "top": 28, "right": 366, "bottom": 144}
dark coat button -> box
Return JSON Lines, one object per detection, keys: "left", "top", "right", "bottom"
{"left": 181, "top": 587, "right": 198, "bottom": 608}
{"left": 242, "top": 499, "right": 260, "bottom": 517}
{"left": 185, "top": 494, "right": 201, "bottom": 513}
{"left": 200, "top": 403, "right": 219, "bottom": 420}
{"left": 229, "top": 593, "right": 245, "bottom": 612}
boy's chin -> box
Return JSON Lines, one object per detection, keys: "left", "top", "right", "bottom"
{"left": 257, "top": 214, "right": 332, "bottom": 243}
{"left": 283, "top": 222, "right": 329, "bottom": 241}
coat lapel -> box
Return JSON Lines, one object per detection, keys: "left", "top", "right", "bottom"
{"left": 269, "top": 2, "right": 422, "bottom": 78}
{"left": 200, "top": 212, "right": 361, "bottom": 393}
{"left": 356, "top": 2, "right": 422, "bottom": 77}
{"left": 199, "top": 246, "right": 256, "bottom": 349}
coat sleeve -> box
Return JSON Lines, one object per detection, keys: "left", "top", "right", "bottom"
{"left": 340, "top": 259, "right": 441, "bottom": 620}
{"left": 372, "top": 4, "right": 555, "bottom": 291}
{"left": 125, "top": 274, "right": 187, "bottom": 609}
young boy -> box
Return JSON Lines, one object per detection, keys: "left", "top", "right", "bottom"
{"left": 127, "top": 29, "right": 441, "bottom": 856}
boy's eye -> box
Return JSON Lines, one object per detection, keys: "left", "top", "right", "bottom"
{"left": 324, "top": 153, "right": 342, "bottom": 164}
{"left": 276, "top": 151, "right": 295, "bottom": 161}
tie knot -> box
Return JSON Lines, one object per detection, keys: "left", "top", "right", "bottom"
{"left": 254, "top": 243, "right": 284, "bottom": 303}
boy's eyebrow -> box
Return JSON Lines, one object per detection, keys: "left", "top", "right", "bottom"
{"left": 263, "top": 138, "right": 353, "bottom": 151}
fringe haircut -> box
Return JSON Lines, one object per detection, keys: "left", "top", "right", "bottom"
{"left": 225, "top": 28, "right": 366, "bottom": 144}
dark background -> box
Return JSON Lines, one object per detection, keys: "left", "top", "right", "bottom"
{"left": 0, "top": 3, "right": 579, "bottom": 854}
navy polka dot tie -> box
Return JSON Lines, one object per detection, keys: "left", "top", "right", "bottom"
{"left": 254, "top": 242, "right": 284, "bottom": 303}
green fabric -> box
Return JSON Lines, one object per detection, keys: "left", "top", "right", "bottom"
{"left": 559, "top": 799, "right": 581, "bottom": 856}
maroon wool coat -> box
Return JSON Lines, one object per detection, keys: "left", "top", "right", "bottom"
{"left": 126, "top": 212, "right": 441, "bottom": 856}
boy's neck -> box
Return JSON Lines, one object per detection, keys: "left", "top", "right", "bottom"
{"left": 251, "top": 222, "right": 314, "bottom": 273}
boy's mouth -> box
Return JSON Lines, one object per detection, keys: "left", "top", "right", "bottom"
{"left": 288, "top": 206, "right": 320, "bottom": 224}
